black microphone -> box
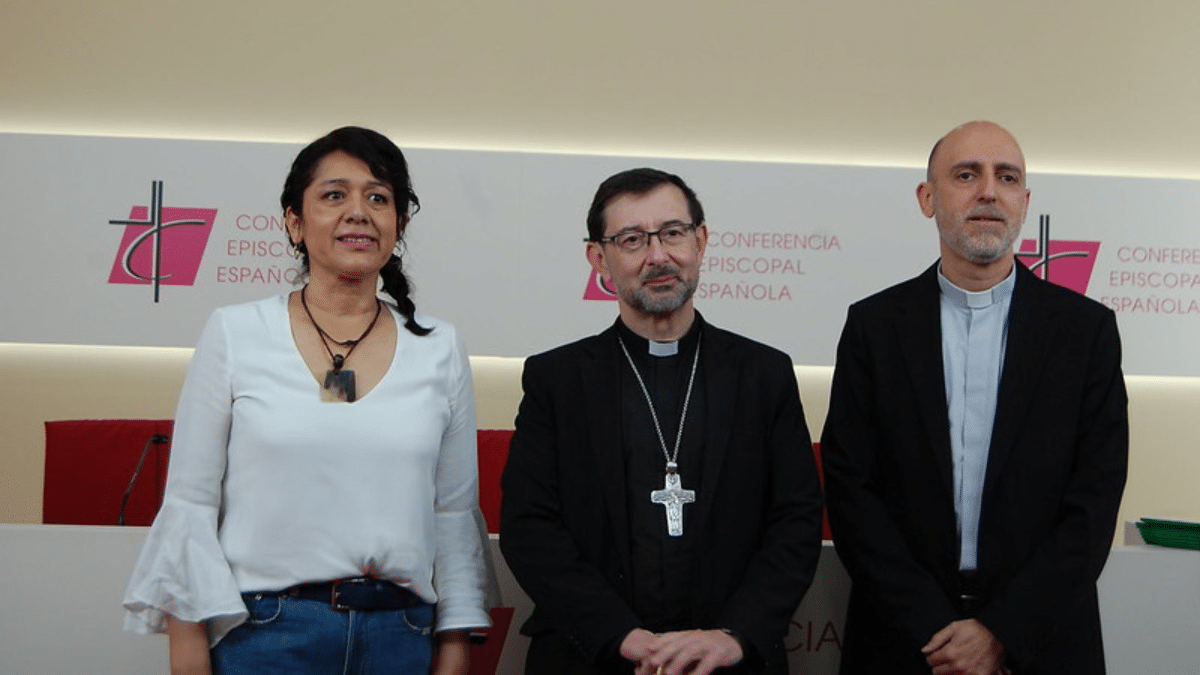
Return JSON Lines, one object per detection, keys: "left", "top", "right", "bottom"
{"left": 117, "top": 433, "right": 170, "bottom": 526}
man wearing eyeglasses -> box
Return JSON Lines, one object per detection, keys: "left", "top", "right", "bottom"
{"left": 501, "top": 168, "right": 822, "bottom": 675}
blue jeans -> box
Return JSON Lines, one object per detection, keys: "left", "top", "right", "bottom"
{"left": 211, "top": 591, "right": 434, "bottom": 675}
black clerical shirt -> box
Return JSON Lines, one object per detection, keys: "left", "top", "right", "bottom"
{"left": 615, "top": 316, "right": 708, "bottom": 631}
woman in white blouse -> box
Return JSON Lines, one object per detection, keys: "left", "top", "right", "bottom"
{"left": 123, "top": 127, "right": 493, "bottom": 675}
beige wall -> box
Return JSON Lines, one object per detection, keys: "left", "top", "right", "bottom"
{"left": 2, "top": 1, "right": 1199, "bottom": 178}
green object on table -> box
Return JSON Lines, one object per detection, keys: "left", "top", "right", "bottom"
{"left": 1136, "top": 518, "right": 1200, "bottom": 551}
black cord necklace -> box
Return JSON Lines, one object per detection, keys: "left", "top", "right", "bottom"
{"left": 300, "top": 285, "right": 383, "bottom": 402}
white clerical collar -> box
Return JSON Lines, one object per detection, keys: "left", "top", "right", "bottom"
{"left": 937, "top": 264, "right": 1017, "bottom": 309}
{"left": 648, "top": 340, "right": 679, "bottom": 357}
{"left": 615, "top": 314, "right": 703, "bottom": 358}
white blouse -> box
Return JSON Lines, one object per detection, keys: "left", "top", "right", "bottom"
{"left": 123, "top": 295, "right": 493, "bottom": 645}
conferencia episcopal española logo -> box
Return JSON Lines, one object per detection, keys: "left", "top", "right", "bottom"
{"left": 107, "top": 180, "right": 218, "bottom": 303}
{"left": 582, "top": 215, "right": 1100, "bottom": 300}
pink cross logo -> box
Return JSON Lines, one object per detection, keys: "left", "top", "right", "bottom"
{"left": 1016, "top": 215, "right": 1101, "bottom": 295}
{"left": 108, "top": 181, "right": 217, "bottom": 302}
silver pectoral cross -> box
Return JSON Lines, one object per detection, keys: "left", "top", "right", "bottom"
{"left": 650, "top": 464, "right": 695, "bottom": 537}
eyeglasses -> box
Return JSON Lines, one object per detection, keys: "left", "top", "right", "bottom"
{"left": 590, "top": 222, "right": 698, "bottom": 252}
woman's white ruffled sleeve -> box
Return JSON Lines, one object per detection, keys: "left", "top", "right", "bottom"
{"left": 122, "top": 310, "right": 248, "bottom": 645}
{"left": 431, "top": 328, "right": 499, "bottom": 632}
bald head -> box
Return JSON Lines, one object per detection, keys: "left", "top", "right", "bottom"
{"left": 926, "top": 121, "right": 1026, "bottom": 182}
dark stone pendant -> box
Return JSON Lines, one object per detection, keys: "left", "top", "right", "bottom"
{"left": 322, "top": 368, "right": 357, "bottom": 403}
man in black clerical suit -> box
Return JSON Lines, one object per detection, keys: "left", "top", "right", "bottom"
{"left": 822, "top": 121, "right": 1128, "bottom": 675}
{"left": 500, "top": 168, "right": 823, "bottom": 675}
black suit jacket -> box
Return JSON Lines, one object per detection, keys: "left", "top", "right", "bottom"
{"left": 500, "top": 319, "right": 823, "bottom": 674}
{"left": 822, "top": 262, "right": 1129, "bottom": 674}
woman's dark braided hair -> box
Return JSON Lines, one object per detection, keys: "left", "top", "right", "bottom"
{"left": 281, "top": 126, "right": 431, "bottom": 336}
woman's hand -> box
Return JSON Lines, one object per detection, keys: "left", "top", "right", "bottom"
{"left": 431, "top": 629, "right": 470, "bottom": 675}
{"left": 166, "top": 615, "right": 212, "bottom": 675}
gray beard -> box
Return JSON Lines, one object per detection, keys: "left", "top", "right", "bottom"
{"left": 617, "top": 263, "right": 699, "bottom": 315}
{"left": 951, "top": 229, "right": 1020, "bottom": 264}
{"left": 628, "top": 283, "right": 695, "bottom": 314}
{"left": 938, "top": 205, "right": 1023, "bottom": 264}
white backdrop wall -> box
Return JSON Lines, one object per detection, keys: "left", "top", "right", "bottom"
{"left": 4, "top": 133, "right": 1199, "bottom": 377}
